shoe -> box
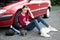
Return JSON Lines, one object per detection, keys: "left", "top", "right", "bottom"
{"left": 40, "top": 29, "right": 51, "bottom": 38}
{"left": 41, "top": 27, "right": 51, "bottom": 34}
{"left": 49, "top": 26, "right": 58, "bottom": 32}
{"left": 40, "top": 33, "right": 50, "bottom": 38}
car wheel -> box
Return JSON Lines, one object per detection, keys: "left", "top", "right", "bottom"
{"left": 12, "top": 10, "right": 22, "bottom": 29}
{"left": 43, "top": 9, "right": 50, "bottom": 18}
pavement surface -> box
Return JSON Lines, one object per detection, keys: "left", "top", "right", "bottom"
{"left": 0, "top": 10, "right": 60, "bottom": 40}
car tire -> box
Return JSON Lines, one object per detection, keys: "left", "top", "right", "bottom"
{"left": 12, "top": 10, "right": 22, "bottom": 29}
{"left": 43, "top": 9, "right": 50, "bottom": 18}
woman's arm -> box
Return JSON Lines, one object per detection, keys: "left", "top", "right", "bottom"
{"left": 27, "top": 7, "right": 34, "bottom": 19}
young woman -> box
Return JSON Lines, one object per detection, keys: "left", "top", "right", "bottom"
{"left": 11, "top": 6, "right": 58, "bottom": 37}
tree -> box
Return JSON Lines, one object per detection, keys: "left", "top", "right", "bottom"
{"left": 51, "top": 0, "right": 60, "bottom": 5}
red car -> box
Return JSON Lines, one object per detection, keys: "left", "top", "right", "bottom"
{"left": 0, "top": 0, "right": 51, "bottom": 28}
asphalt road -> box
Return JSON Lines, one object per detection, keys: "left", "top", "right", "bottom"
{"left": 0, "top": 10, "right": 60, "bottom": 40}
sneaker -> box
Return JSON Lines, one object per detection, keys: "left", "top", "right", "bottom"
{"left": 41, "top": 27, "right": 51, "bottom": 34}
{"left": 49, "top": 26, "right": 58, "bottom": 32}
{"left": 40, "top": 29, "right": 51, "bottom": 38}
{"left": 40, "top": 33, "right": 50, "bottom": 38}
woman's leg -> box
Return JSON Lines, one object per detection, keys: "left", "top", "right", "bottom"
{"left": 24, "top": 19, "right": 51, "bottom": 37}
{"left": 24, "top": 19, "right": 41, "bottom": 31}
{"left": 24, "top": 20, "right": 35, "bottom": 30}
{"left": 37, "top": 16, "right": 49, "bottom": 27}
{"left": 37, "top": 16, "right": 58, "bottom": 32}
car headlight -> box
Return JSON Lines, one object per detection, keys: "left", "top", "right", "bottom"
{"left": 0, "top": 9, "right": 7, "bottom": 14}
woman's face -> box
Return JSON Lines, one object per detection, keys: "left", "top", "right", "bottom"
{"left": 22, "top": 7, "right": 28, "bottom": 13}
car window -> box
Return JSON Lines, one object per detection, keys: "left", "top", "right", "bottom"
{"left": 0, "top": 0, "right": 19, "bottom": 7}
{"left": 0, "top": 0, "right": 19, "bottom": 3}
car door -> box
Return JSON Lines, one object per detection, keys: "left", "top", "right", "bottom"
{"left": 26, "top": 0, "right": 49, "bottom": 18}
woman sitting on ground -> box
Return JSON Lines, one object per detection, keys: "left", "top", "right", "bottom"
{"left": 11, "top": 6, "right": 58, "bottom": 37}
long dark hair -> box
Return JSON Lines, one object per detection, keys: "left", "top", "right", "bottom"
{"left": 21, "top": 6, "right": 29, "bottom": 14}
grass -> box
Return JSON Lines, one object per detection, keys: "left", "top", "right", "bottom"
{"left": 52, "top": 6, "right": 60, "bottom": 11}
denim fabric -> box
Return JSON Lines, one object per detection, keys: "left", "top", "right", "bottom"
{"left": 24, "top": 16, "right": 49, "bottom": 31}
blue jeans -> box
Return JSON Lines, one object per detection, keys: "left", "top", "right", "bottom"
{"left": 24, "top": 16, "right": 49, "bottom": 31}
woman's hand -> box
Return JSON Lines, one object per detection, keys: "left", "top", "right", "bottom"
{"left": 25, "top": 21, "right": 30, "bottom": 25}
{"left": 27, "top": 7, "right": 34, "bottom": 19}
